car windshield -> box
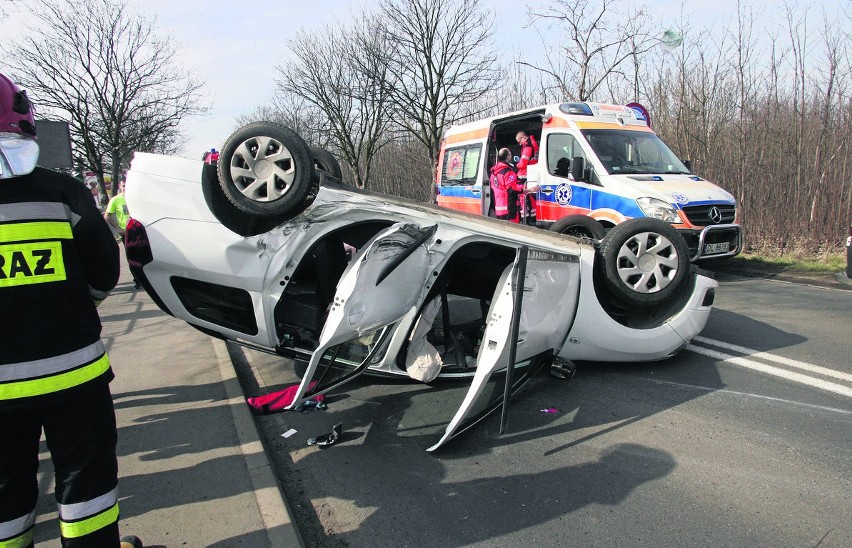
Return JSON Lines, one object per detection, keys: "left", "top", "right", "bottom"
{"left": 580, "top": 129, "right": 690, "bottom": 175}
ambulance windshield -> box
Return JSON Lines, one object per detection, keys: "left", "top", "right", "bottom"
{"left": 581, "top": 129, "right": 690, "bottom": 176}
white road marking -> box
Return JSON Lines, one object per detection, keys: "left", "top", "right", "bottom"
{"left": 645, "top": 377, "right": 851, "bottom": 414}
{"left": 685, "top": 344, "right": 852, "bottom": 398}
{"left": 693, "top": 336, "right": 852, "bottom": 383}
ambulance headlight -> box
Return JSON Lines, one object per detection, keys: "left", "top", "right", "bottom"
{"left": 637, "top": 197, "right": 680, "bottom": 223}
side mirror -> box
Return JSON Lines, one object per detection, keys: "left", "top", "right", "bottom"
{"left": 683, "top": 159, "right": 692, "bottom": 172}
{"left": 571, "top": 156, "right": 586, "bottom": 182}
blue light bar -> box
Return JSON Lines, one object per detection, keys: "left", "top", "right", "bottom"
{"left": 559, "top": 103, "right": 594, "bottom": 116}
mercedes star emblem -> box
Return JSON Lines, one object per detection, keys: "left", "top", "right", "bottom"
{"left": 709, "top": 206, "right": 722, "bottom": 223}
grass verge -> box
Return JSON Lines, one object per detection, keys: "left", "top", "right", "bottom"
{"left": 725, "top": 252, "right": 846, "bottom": 274}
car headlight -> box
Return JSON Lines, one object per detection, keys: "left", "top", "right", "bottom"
{"left": 636, "top": 197, "right": 680, "bottom": 223}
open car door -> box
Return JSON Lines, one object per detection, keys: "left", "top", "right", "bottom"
{"left": 285, "top": 223, "right": 437, "bottom": 408}
{"left": 427, "top": 248, "right": 581, "bottom": 451}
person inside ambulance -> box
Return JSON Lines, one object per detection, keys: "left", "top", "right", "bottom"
{"left": 0, "top": 73, "right": 142, "bottom": 548}
{"left": 515, "top": 130, "right": 539, "bottom": 177}
{"left": 514, "top": 130, "right": 539, "bottom": 224}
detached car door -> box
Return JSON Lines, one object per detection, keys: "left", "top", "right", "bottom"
{"left": 428, "top": 248, "right": 581, "bottom": 451}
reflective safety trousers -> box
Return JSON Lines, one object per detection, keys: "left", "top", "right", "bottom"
{"left": 0, "top": 383, "right": 120, "bottom": 548}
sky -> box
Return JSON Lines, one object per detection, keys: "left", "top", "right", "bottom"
{"left": 0, "top": 0, "right": 847, "bottom": 160}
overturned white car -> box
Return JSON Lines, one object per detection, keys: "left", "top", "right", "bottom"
{"left": 124, "top": 122, "right": 717, "bottom": 450}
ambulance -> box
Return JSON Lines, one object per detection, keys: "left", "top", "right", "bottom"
{"left": 435, "top": 102, "right": 742, "bottom": 261}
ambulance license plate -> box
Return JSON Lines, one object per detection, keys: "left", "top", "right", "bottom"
{"left": 705, "top": 242, "right": 730, "bottom": 255}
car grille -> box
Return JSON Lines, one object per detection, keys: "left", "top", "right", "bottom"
{"left": 681, "top": 204, "right": 736, "bottom": 226}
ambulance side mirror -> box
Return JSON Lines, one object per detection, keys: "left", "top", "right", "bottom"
{"left": 571, "top": 156, "right": 586, "bottom": 182}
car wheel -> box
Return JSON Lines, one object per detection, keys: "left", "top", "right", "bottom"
{"left": 597, "top": 218, "right": 689, "bottom": 306}
{"left": 548, "top": 214, "right": 606, "bottom": 240}
{"left": 310, "top": 146, "right": 343, "bottom": 181}
{"left": 201, "top": 163, "right": 288, "bottom": 236}
{"left": 217, "top": 122, "right": 315, "bottom": 217}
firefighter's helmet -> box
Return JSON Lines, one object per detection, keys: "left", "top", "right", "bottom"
{"left": 0, "top": 73, "right": 39, "bottom": 179}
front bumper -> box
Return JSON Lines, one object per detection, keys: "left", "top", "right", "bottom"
{"left": 680, "top": 223, "right": 743, "bottom": 262}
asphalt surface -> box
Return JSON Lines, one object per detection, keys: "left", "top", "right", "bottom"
{"left": 33, "top": 262, "right": 302, "bottom": 547}
{"left": 231, "top": 263, "right": 852, "bottom": 547}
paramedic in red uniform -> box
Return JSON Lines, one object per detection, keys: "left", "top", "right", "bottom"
{"left": 490, "top": 147, "right": 524, "bottom": 222}
{"left": 0, "top": 73, "right": 140, "bottom": 548}
{"left": 515, "top": 131, "right": 539, "bottom": 224}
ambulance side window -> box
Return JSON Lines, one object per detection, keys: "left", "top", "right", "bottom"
{"left": 441, "top": 144, "right": 482, "bottom": 186}
{"left": 547, "top": 134, "right": 585, "bottom": 179}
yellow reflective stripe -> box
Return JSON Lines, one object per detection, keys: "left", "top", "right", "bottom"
{"left": 0, "top": 221, "right": 73, "bottom": 243}
{"left": 0, "top": 353, "right": 110, "bottom": 400}
{"left": 0, "top": 241, "right": 66, "bottom": 287}
{"left": 0, "top": 529, "right": 34, "bottom": 548}
{"left": 59, "top": 502, "right": 119, "bottom": 539}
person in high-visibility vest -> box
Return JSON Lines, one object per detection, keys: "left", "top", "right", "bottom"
{"left": 0, "top": 73, "right": 142, "bottom": 548}
{"left": 104, "top": 179, "right": 141, "bottom": 289}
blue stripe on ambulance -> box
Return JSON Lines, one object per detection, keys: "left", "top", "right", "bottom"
{"left": 438, "top": 186, "right": 481, "bottom": 199}
{"left": 539, "top": 185, "right": 592, "bottom": 209}
{"left": 436, "top": 185, "right": 481, "bottom": 212}
{"left": 590, "top": 190, "right": 645, "bottom": 217}
{"left": 540, "top": 184, "right": 644, "bottom": 218}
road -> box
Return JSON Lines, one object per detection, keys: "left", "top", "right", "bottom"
{"left": 234, "top": 273, "right": 852, "bottom": 547}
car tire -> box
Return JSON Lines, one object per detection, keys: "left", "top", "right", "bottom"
{"left": 201, "top": 163, "right": 289, "bottom": 236}
{"left": 217, "top": 122, "right": 315, "bottom": 217}
{"left": 548, "top": 214, "right": 606, "bottom": 240}
{"left": 597, "top": 218, "right": 689, "bottom": 306}
{"left": 310, "top": 146, "right": 343, "bottom": 181}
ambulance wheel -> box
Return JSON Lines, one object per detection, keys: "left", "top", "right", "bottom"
{"left": 597, "top": 218, "right": 689, "bottom": 306}
{"left": 218, "top": 122, "right": 315, "bottom": 217}
{"left": 548, "top": 215, "right": 606, "bottom": 240}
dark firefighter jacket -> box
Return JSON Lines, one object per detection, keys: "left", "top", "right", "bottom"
{"left": 0, "top": 167, "right": 120, "bottom": 410}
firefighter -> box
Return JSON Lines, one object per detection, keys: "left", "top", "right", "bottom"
{"left": 0, "top": 73, "right": 141, "bottom": 548}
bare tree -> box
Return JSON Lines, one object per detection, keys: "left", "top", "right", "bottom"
{"left": 1, "top": 0, "right": 205, "bottom": 199}
{"left": 276, "top": 14, "right": 393, "bottom": 189}
{"left": 642, "top": 0, "right": 852, "bottom": 255}
{"left": 236, "top": 94, "right": 331, "bottom": 153}
{"left": 524, "top": 0, "right": 657, "bottom": 102}
{"left": 377, "top": 0, "right": 499, "bottom": 180}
